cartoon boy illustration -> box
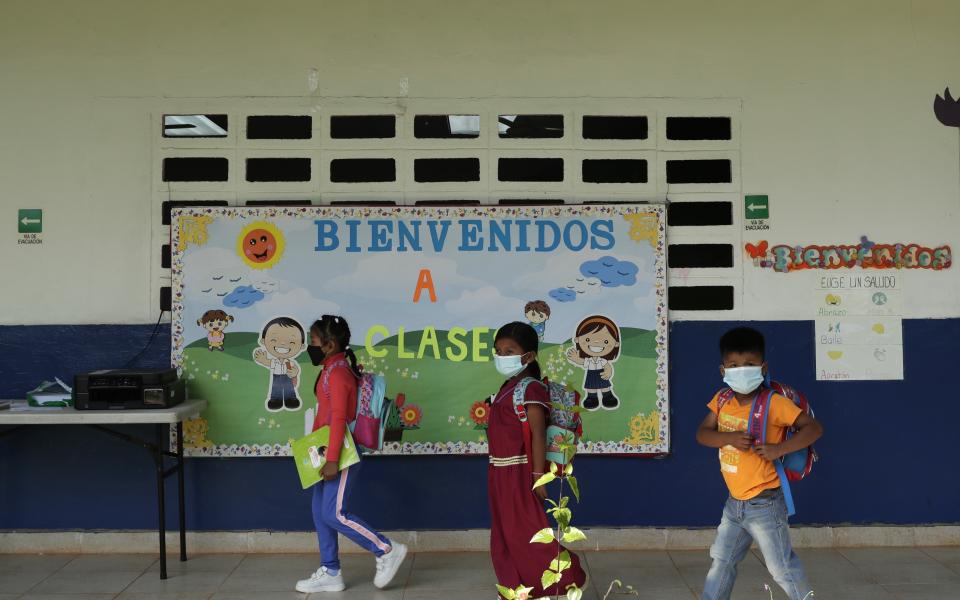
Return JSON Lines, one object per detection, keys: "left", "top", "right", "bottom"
{"left": 197, "top": 309, "right": 234, "bottom": 351}
{"left": 565, "top": 315, "right": 622, "bottom": 411}
{"left": 253, "top": 317, "right": 305, "bottom": 412}
{"left": 525, "top": 300, "right": 551, "bottom": 341}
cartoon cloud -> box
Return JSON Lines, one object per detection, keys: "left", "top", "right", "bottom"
{"left": 549, "top": 288, "right": 577, "bottom": 303}
{"left": 579, "top": 256, "right": 639, "bottom": 287}
{"left": 224, "top": 285, "right": 265, "bottom": 308}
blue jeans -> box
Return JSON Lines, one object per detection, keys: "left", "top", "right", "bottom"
{"left": 269, "top": 374, "right": 297, "bottom": 401}
{"left": 702, "top": 488, "right": 813, "bottom": 600}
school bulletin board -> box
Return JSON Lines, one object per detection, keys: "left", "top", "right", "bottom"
{"left": 170, "top": 204, "right": 669, "bottom": 457}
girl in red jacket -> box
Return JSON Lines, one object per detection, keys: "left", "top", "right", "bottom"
{"left": 295, "top": 314, "right": 408, "bottom": 593}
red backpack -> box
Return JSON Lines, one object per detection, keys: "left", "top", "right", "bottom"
{"left": 716, "top": 381, "right": 818, "bottom": 515}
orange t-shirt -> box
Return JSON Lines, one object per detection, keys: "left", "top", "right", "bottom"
{"left": 707, "top": 392, "right": 802, "bottom": 501}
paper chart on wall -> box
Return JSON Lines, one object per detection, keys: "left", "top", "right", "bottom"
{"left": 815, "top": 274, "right": 904, "bottom": 381}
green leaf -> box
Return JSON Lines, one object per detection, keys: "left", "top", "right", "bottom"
{"left": 564, "top": 462, "right": 574, "bottom": 476}
{"left": 566, "top": 586, "right": 583, "bottom": 600}
{"left": 496, "top": 584, "right": 517, "bottom": 599}
{"left": 545, "top": 498, "right": 557, "bottom": 507}
{"left": 553, "top": 508, "right": 572, "bottom": 528}
{"left": 549, "top": 550, "right": 572, "bottom": 572}
{"left": 516, "top": 585, "right": 535, "bottom": 599}
{"left": 541, "top": 569, "right": 562, "bottom": 589}
{"left": 533, "top": 472, "right": 556, "bottom": 489}
{"left": 562, "top": 527, "right": 587, "bottom": 543}
{"left": 567, "top": 475, "right": 581, "bottom": 503}
{"left": 530, "top": 528, "right": 555, "bottom": 544}
{"left": 551, "top": 401, "right": 586, "bottom": 414}
{"left": 559, "top": 495, "right": 569, "bottom": 509}
{"left": 550, "top": 462, "right": 559, "bottom": 474}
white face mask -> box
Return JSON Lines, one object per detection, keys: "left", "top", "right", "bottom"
{"left": 494, "top": 353, "right": 527, "bottom": 377}
{"left": 722, "top": 366, "right": 764, "bottom": 394}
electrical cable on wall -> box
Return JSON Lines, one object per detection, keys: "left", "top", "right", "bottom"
{"left": 123, "top": 311, "right": 167, "bottom": 368}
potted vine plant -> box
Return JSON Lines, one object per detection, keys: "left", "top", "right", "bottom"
{"left": 496, "top": 432, "right": 638, "bottom": 600}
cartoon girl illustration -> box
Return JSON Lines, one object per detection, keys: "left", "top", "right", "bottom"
{"left": 565, "top": 315, "right": 622, "bottom": 411}
{"left": 197, "top": 309, "right": 234, "bottom": 351}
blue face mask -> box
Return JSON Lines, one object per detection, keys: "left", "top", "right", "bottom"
{"left": 494, "top": 353, "right": 527, "bottom": 377}
{"left": 723, "top": 366, "right": 764, "bottom": 394}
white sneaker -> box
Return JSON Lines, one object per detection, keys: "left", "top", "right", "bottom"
{"left": 373, "top": 541, "right": 408, "bottom": 589}
{"left": 295, "top": 567, "right": 346, "bottom": 593}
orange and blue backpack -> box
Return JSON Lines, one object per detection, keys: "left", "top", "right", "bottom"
{"left": 716, "top": 381, "right": 818, "bottom": 515}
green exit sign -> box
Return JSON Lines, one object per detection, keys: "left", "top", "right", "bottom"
{"left": 18, "top": 209, "right": 42, "bottom": 233}
{"left": 745, "top": 195, "right": 769, "bottom": 220}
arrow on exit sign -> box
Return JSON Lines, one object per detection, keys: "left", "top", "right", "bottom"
{"left": 18, "top": 209, "right": 42, "bottom": 234}
{"left": 744, "top": 195, "right": 769, "bottom": 220}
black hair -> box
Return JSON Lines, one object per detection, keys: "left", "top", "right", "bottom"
{"left": 494, "top": 321, "right": 542, "bottom": 379}
{"left": 719, "top": 327, "right": 765, "bottom": 360}
{"left": 310, "top": 314, "right": 362, "bottom": 378}
{"left": 260, "top": 317, "right": 305, "bottom": 343}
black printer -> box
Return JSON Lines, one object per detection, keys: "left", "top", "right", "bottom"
{"left": 73, "top": 368, "right": 185, "bottom": 410}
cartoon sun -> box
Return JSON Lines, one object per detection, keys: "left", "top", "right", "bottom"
{"left": 237, "top": 221, "right": 285, "bottom": 269}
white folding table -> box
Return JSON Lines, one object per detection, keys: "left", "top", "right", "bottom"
{"left": 0, "top": 398, "right": 207, "bottom": 579}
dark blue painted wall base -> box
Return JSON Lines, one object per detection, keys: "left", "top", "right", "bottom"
{"left": 2, "top": 320, "right": 958, "bottom": 531}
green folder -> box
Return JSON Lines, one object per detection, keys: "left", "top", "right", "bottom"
{"left": 291, "top": 426, "right": 361, "bottom": 489}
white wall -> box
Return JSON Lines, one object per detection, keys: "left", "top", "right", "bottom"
{"left": 2, "top": 0, "right": 958, "bottom": 325}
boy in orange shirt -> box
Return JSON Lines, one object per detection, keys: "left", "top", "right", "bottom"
{"left": 696, "top": 327, "right": 823, "bottom": 600}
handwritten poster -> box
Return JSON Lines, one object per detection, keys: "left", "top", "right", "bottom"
{"left": 815, "top": 274, "right": 904, "bottom": 381}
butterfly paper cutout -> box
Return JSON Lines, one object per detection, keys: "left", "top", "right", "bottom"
{"left": 745, "top": 241, "right": 769, "bottom": 259}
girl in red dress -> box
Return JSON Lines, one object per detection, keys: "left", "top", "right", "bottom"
{"left": 488, "top": 322, "right": 587, "bottom": 598}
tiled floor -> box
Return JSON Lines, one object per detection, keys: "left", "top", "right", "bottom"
{"left": 1, "top": 547, "right": 958, "bottom": 599}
